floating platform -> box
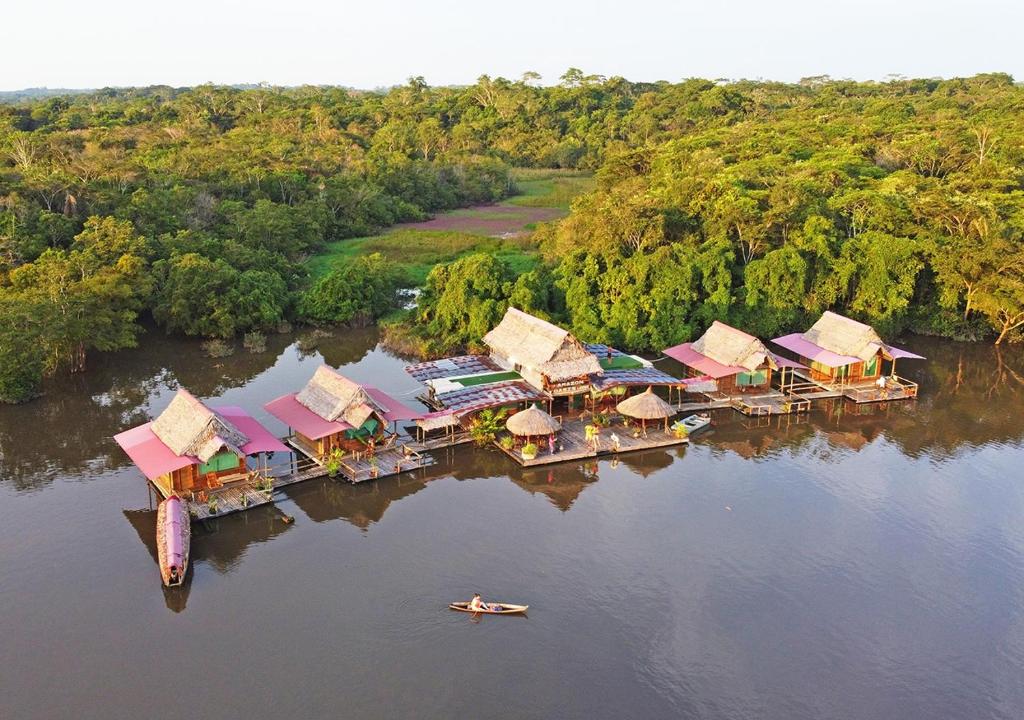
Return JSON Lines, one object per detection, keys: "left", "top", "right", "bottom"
{"left": 495, "top": 416, "right": 688, "bottom": 467}
{"left": 788, "top": 371, "right": 919, "bottom": 404}
{"left": 151, "top": 438, "right": 436, "bottom": 521}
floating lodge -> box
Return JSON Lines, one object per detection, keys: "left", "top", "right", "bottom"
{"left": 114, "top": 308, "right": 925, "bottom": 520}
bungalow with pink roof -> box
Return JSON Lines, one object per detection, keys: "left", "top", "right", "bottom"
{"left": 772, "top": 311, "right": 924, "bottom": 385}
{"left": 663, "top": 321, "right": 804, "bottom": 396}
{"left": 114, "top": 388, "right": 288, "bottom": 499}
{"left": 264, "top": 365, "right": 421, "bottom": 462}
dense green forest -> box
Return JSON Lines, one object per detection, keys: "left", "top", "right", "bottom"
{"left": 2, "top": 72, "right": 1023, "bottom": 401}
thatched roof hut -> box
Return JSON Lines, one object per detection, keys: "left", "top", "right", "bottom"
{"left": 802, "top": 311, "right": 886, "bottom": 362}
{"left": 692, "top": 321, "right": 779, "bottom": 371}
{"left": 296, "top": 365, "right": 379, "bottom": 427}
{"left": 616, "top": 387, "right": 675, "bottom": 420}
{"left": 151, "top": 389, "right": 249, "bottom": 462}
{"left": 483, "top": 308, "right": 602, "bottom": 383}
{"left": 506, "top": 404, "right": 562, "bottom": 437}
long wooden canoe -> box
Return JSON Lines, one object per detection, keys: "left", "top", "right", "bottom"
{"left": 449, "top": 601, "right": 528, "bottom": 614}
{"left": 157, "top": 495, "right": 190, "bottom": 587}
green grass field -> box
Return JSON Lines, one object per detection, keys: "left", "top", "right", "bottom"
{"left": 309, "top": 229, "right": 540, "bottom": 284}
{"left": 506, "top": 169, "right": 596, "bottom": 209}
{"left": 306, "top": 169, "right": 593, "bottom": 284}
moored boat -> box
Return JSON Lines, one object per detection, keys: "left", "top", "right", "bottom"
{"left": 678, "top": 413, "right": 711, "bottom": 435}
{"left": 449, "top": 601, "right": 528, "bottom": 614}
{"left": 157, "top": 495, "right": 190, "bottom": 587}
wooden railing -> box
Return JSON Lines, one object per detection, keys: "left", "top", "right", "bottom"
{"left": 843, "top": 376, "right": 918, "bottom": 403}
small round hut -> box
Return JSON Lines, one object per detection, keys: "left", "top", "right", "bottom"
{"left": 506, "top": 404, "right": 562, "bottom": 442}
{"left": 616, "top": 387, "right": 675, "bottom": 434}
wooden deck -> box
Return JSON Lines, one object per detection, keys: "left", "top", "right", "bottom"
{"left": 788, "top": 372, "right": 918, "bottom": 404}
{"left": 150, "top": 436, "right": 437, "bottom": 522}
{"left": 495, "top": 416, "right": 689, "bottom": 467}
{"left": 729, "top": 390, "right": 812, "bottom": 416}
{"left": 673, "top": 398, "right": 732, "bottom": 412}
{"left": 335, "top": 447, "right": 436, "bottom": 483}
{"left": 406, "top": 431, "right": 474, "bottom": 452}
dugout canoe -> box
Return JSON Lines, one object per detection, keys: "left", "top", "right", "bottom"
{"left": 157, "top": 495, "right": 190, "bottom": 587}
{"left": 449, "top": 601, "right": 528, "bottom": 614}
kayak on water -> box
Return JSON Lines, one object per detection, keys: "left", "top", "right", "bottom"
{"left": 449, "top": 601, "right": 528, "bottom": 614}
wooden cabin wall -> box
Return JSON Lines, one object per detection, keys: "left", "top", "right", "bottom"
{"left": 293, "top": 431, "right": 322, "bottom": 459}
{"left": 806, "top": 351, "right": 882, "bottom": 383}
{"left": 717, "top": 368, "right": 772, "bottom": 395}
{"left": 685, "top": 365, "right": 772, "bottom": 394}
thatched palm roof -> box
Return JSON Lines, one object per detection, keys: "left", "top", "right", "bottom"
{"left": 151, "top": 389, "right": 248, "bottom": 462}
{"left": 692, "top": 321, "right": 778, "bottom": 371}
{"left": 616, "top": 387, "right": 675, "bottom": 420}
{"left": 804, "top": 311, "right": 885, "bottom": 362}
{"left": 506, "top": 404, "right": 562, "bottom": 436}
{"left": 483, "top": 307, "right": 602, "bottom": 381}
{"left": 296, "top": 365, "right": 379, "bottom": 427}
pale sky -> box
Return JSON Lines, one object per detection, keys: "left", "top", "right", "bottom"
{"left": 1, "top": 0, "right": 1021, "bottom": 90}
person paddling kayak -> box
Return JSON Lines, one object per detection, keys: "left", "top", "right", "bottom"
{"left": 469, "top": 593, "right": 501, "bottom": 612}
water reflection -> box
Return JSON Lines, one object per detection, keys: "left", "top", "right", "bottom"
{"left": 287, "top": 473, "right": 430, "bottom": 530}
{"left": 3, "top": 331, "right": 1024, "bottom": 718}
{"left": 510, "top": 464, "right": 597, "bottom": 511}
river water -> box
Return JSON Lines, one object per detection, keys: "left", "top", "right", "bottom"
{"left": 0, "top": 330, "right": 1021, "bottom": 720}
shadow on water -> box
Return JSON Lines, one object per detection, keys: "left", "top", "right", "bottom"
{"left": 122, "top": 501, "right": 295, "bottom": 612}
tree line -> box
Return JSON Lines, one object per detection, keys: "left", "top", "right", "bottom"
{"left": 3, "top": 72, "right": 1023, "bottom": 401}
{"left": 401, "top": 73, "right": 1024, "bottom": 357}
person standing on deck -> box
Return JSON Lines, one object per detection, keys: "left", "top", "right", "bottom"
{"left": 548, "top": 434, "right": 556, "bottom": 455}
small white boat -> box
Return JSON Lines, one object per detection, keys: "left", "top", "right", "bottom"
{"left": 677, "top": 413, "right": 711, "bottom": 436}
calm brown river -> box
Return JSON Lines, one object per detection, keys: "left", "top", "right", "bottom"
{"left": 0, "top": 330, "right": 1022, "bottom": 720}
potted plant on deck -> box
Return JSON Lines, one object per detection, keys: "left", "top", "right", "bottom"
{"left": 369, "top": 456, "right": 380, "bottom": 478}
{"left": 521, "top": 442, "right": 539, "bottom": 461}
{"left": 325, "top": 448, "right": 346, "bottom": 478}
{"left": 207, "top": 495, "right": 219, "bottom": 515}
{"left": 499, "top": 435, "right": 515, "bottom": 451}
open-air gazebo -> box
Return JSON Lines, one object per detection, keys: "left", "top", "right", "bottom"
{"left": 616, "top": 387, "right": 676, "bottom": 434}
{"left": 506, "top": 403, "right": 561, "bottom": 444}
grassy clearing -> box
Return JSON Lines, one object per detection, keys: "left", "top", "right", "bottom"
{"left": 507, "top": 169, "right": 595, "bottom": 209}
{"left": 306, "top": 169, "right": 591, "bottom": 286}
{"left": 309, "top": 229, "right": 539, "bottom": 284}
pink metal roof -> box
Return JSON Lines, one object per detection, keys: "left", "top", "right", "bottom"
{"left": 772, "top": 334, "right": 924, "bottom": 366}
{"left": 771, "top": 333, "right": 861, "bottom": 368}
{"left": 265, "top": 393, "right": 352, "bottom": 440}
{"left": 889, "top": 346, "right": 926, "bottom": 360}
{"left": 114, "top": 405, "right": 287, "bottom": 481}
{"left": 265, "top": 388, "right": 421, "bottom": 440}
{"left": 114, "top": 423, "right": 196, "bottom": 480}
{"left": 216, "top": 406, "right": 290, "bottom": 455}
{"left": 363, "top": 387, "right": 422, "bottom": 421}
{"left": 663, "top": 343, "right": 748, "bottom": 379}
{"left": 770, "top": 352, "right": 807, "bottom": 370}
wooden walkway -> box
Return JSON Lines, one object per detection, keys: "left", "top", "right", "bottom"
{"left": 335, "top": 447, "right": 436, "bottom": 483}
{"left": 673, "top": 399, "right": 732, "bottom": 412}
{"left": 406, "top": 431, "right": 474, "bottom": 452}
{"left": 729, "top": 391, "right": 811, "bottom": 416}
{"left": 153, "top": 437, "right": 437, "bottom": 522}
{"left": 496, "top": 416, "right": 688, "bottom": 467}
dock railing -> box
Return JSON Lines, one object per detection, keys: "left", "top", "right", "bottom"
{"left": 843, "top": 376, "right": 918, "bottom": 403}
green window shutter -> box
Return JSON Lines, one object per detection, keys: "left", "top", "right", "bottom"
{"left": 865, "top": 356, "right": 878, "bottom": 376}
{"left": 737, "top": 370, "right": 766, "bottom": 387}
{"left": 199, "top": 451, "right": 240, "bottom": 474}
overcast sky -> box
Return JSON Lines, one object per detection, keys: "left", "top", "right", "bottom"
{"left": 2, "top": 0, "right": 1021, "bottom": 90}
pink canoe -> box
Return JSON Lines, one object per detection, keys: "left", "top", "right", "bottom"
{"left": 157, "top": 496, "right": 191, "bottom": 587}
